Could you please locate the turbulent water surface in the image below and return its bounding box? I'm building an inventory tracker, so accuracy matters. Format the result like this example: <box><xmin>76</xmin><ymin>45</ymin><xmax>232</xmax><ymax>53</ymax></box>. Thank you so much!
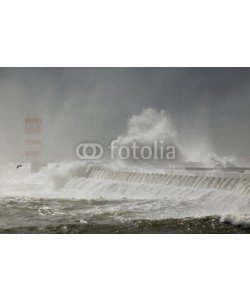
<box><xmin>0</xmin><ymin>162</ymin><xmax>250</xmax><ymax>233</ymax></box>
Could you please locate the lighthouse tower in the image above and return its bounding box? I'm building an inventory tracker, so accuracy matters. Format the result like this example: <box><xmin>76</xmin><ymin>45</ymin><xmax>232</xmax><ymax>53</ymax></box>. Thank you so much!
<box><xmin>25</xmin><ymin>117</ymin><xmax>43</xmax><ymax>173</ymax></box>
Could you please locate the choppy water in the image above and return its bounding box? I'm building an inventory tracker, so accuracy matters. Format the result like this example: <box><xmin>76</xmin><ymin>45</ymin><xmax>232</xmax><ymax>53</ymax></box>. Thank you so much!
<box><xmin>0</xmin><ymin>161</ymin><xmax>250</xmax><ymax>233</ymax></box>
<box><xmin>0</xmin><ymin>197</ymin><xmax>249</xmax><ymax>233</ymax></box>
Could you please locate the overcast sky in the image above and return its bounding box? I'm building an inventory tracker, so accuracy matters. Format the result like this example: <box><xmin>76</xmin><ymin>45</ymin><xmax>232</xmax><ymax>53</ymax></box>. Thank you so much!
<box><xmin>0</xmin><ymin>68</ymin><xmax>250</xmax><ymax>163</ymax></box>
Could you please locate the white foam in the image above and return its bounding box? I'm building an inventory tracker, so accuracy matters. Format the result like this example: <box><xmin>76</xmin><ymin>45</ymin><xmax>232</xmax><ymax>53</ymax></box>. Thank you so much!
<box><xmin>0</xmin><ymin>161</ymin><xmax>250</xmax><ymax>224</ymax></box>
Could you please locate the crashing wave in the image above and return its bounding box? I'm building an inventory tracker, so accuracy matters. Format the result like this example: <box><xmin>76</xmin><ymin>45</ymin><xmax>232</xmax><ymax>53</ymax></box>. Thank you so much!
<box><xmin>182</xmin><ymin>153</ymin><xmax>236</xmax><ymax>169</ymax></box>
<box><xmin>0</xmin><ymin>161</ymin><xmax>250</xmax><ymax>226</ymax></box>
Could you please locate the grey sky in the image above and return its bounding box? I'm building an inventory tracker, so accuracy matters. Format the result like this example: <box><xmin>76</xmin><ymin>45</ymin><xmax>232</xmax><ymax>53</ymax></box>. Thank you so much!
<box><xmin>0</xmin><ymin>68</ymin><xmax>250</xmax><ymax>163</ymax></box>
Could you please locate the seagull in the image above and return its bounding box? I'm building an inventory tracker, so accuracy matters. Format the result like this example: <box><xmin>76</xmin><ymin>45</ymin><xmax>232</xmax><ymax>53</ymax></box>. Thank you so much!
<box><xmin>17</xmin><ymin>164</ymin><xmax>23</xmax><ymax>169</ymax></box>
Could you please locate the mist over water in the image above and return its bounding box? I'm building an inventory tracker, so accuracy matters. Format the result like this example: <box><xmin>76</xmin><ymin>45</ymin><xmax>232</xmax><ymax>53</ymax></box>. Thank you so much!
<box><xmin>0</xmin><ymin>68</ymin><xmax>250</xmax><ymax>164</ymax></box>
<box><xmin>0</xmin><ymin>68</ymin><xmax>250</xmax><ymax>233</ymax></box>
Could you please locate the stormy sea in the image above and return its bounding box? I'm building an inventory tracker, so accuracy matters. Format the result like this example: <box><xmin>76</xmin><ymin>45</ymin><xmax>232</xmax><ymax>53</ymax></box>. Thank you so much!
<box><xmin>0</xmin><ymin>161</ymin><xmax>250</xmax><ymax>234</ymax></box>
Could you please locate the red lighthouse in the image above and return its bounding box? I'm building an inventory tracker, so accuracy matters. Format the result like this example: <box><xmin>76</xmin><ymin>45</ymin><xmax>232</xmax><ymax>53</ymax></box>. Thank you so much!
<box><xmin>25</xmin><ymin>117</ymin><xmax>43</xmax><ymax>173</ymax></box>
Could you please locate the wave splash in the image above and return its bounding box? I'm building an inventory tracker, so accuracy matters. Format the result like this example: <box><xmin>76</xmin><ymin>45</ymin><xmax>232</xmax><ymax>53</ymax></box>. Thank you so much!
<box><xmin>0</xmin><ymin>161</ymin><xmax>250</xmax><ymax>225</ymax></box>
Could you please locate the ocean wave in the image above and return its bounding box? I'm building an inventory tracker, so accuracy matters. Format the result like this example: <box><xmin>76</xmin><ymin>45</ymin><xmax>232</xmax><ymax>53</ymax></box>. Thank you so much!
<box><xmin>1</xmin><ymin>161</ymin><xmax>250</xmax><ymax>226</ymax></box>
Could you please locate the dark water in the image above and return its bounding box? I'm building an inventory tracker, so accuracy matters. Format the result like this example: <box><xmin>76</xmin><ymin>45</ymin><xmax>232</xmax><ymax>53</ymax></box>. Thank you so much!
<box><xmin>0</xmin><ymin>197</ymin><xmax>249</xmax><ymax>233</ymax></box>
<box><xmin>1</xmin><ymin>217</ymin><xmax>250</xmax><ymax>234</ymax></box>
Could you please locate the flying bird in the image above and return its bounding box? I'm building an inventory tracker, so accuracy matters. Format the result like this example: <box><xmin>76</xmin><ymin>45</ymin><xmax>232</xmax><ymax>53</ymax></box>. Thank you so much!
<box><xmin>17</xmin><ymin>165</ymin><xmax>23</xmax><ymax>169</ymax></box>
